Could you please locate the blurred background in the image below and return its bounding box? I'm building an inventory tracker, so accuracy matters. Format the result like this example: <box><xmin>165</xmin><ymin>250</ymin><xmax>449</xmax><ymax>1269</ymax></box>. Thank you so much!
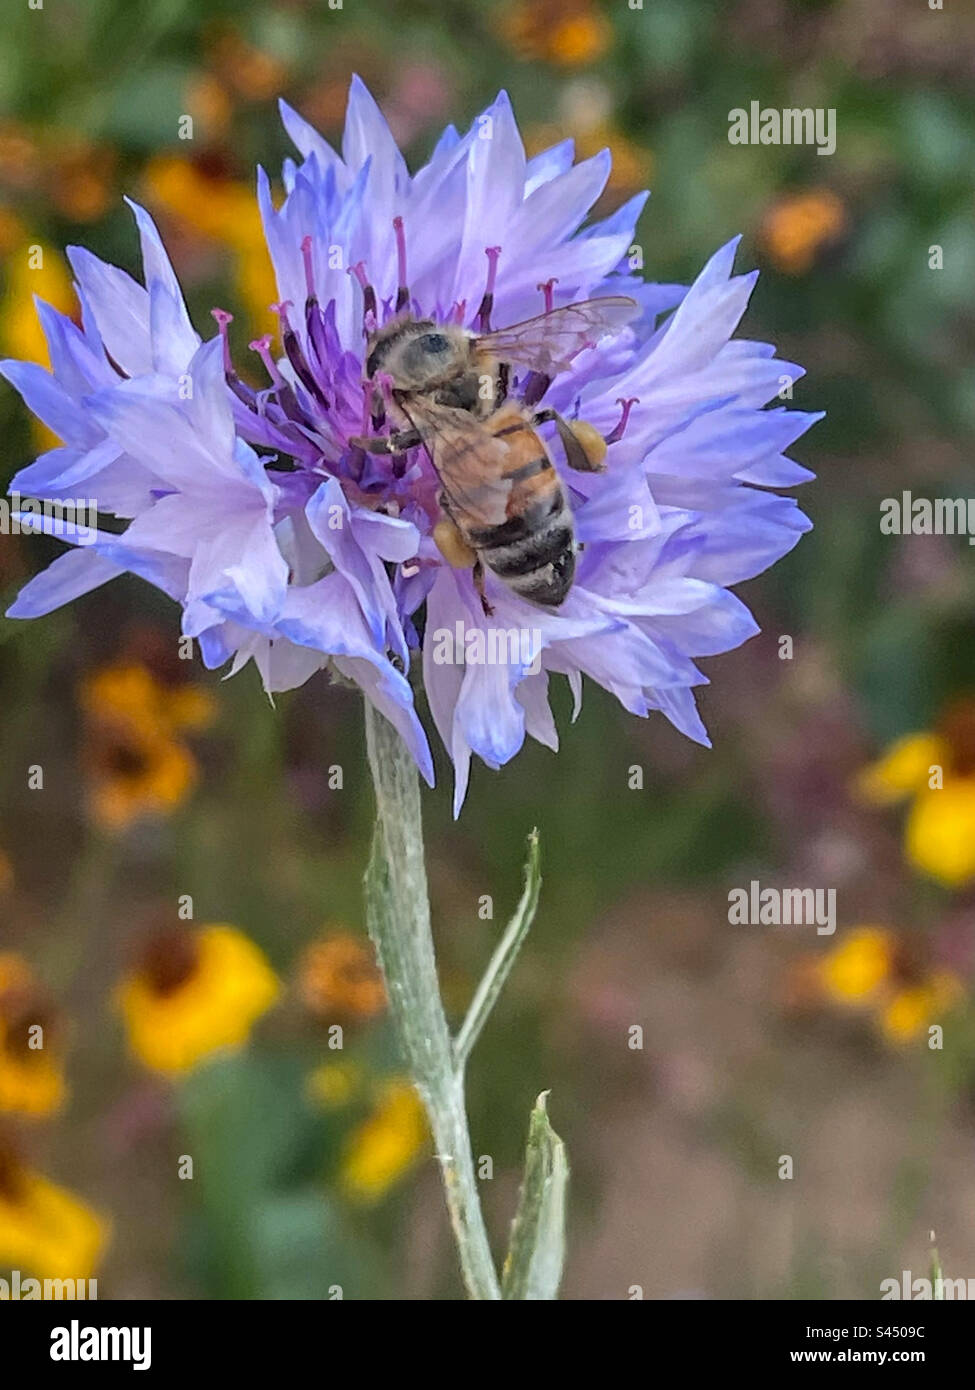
<box><xmin>2</xmin><ymin>0</ymin><xmax>975</xmax><ymax>1300</ymax></box>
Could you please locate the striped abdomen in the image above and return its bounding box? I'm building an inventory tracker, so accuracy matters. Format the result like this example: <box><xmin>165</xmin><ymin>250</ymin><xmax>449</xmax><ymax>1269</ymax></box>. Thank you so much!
<box><xmin>467</xmin><ymin>405</ymin><xmax>576</xmax><ymax>607</ymax></box>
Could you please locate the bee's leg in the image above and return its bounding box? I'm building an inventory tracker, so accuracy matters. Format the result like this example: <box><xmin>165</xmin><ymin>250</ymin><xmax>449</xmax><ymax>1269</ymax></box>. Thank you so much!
<box><xmin>475</xmin><ymin>246</ymin><xmax>502</xmax><ymax>332</ymax></box>
<box><xmin>348</xmin><ymin>427</ymin><xmax>421</xmax><ymax>455</ymax></box>
<box><xmin>531</xmin><ymin>408</ymin><xmax>608</xmax><ymax>473</ymax></box>
<box><xmin>472</xmin><ymin>556</ymin><xmax>494</xmax><ymax>617</ymax></box>
<box><xmin>433</xmin><ymin>516</ymin><xmax>477</xmax><ymax>570</ymax></box>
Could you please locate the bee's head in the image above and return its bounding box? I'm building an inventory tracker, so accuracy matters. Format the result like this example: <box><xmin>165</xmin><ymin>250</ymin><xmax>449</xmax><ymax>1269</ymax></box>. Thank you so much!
<box><xmin>365</xmin><ymin>319</ymin><xmax>470</xmax><ymax>391</ymax></box>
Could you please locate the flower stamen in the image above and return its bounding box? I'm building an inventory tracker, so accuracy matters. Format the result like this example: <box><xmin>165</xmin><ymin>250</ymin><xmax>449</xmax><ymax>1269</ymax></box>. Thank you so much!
<box><xmin>537</xmin><ymin>277</ymin><xmax>559</xmax><ymax>314</ymax></box>
<box><xmin>211</xmin><ymin>307</ymin><xmax>235</xmax><ymax>373</ymax></box>
<box><xmin>300</xmin><ymin>234</ymin><xmax>317</xmax><ymax>302</ymax></box>
<box><xmin>393</xmin><ymin>216</ymin><xmax>410</xmax><ymax>313</ymax></box>
<box><xmin>249</xmin><ymin>334</ymin><xmax>286</xmax><ymax>389</ymax></box>
<box><xmin>272</xmin><ymin>300</ymin><xmax>331</xmax><ymax>414</ymax></box>
<box><xmin>349</xmin><ymin>261</ymin><xmax>378</xmax><ymax>334</ymax></box>
<box><xmin>604</xmin><ymin>396</ymin><xmax>640</xmax><ymax>445</ymax></box>
<box><xmin>475</xmin><ymin>245</ymin><xmax>502</xmax><ymax>333</ymax></box>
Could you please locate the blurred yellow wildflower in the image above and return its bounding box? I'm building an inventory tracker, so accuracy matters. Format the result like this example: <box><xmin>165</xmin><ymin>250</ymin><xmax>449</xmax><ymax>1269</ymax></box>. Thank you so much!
<box><xmin>297</xmin><ymin>933</ymin><xmax>386</xmax><ymax>1024</ymax></box>
<box><xmin>500</xmin><ymin>0</ymin><xmax>612</xmax><ymax>67</ymax></box>
<box><xmin>800</xmin><ymin>926</ymin><xmax>965</xmax><ymax>1046</ymax></box>
<box><xmin>305</xmin><ymin>1060</ymin><xmax>362</xmax><ymax>1111</ymax></box>
<box><xmin>340</xmin><ymin>1079</ymin><xmax>428</xmax><ymax>1204</ymax></box>
<box><xmin>818</xmin><ymin>926</ymin><xmax>893</xmax><ymax>1002</ymax></box>
<box><xmin>0</xmin><ymin>1136</ymin><xmax>107</xmax><ymax>1282</ymax></box>
<box><xmin>855</xmin><ymin>701</ymin><xmax>975</xmax><ymax>888</ymax></box>
<box><xmin>81</xmin><ymin>661</ymin><xmax>216</xmax><ymax>741</ymax></box>
<box><xmin>759</xmin><ymin>189</ymin><xmax>847</xmax><ymax>275</ymax></box>
<box><xmin>879</xmin><ymin>974</ymin><xmax>963</xmax><ymax>1046</ymax></box>
<box><xmin>79</xmin><ymin>661</ymin><xmax>215</xmax><ymax>832</ymax></box>
<box><xmin>0</xmin><ymin>226</ymin><xmax>75</xmax><ymax>453</ymax></box>
<box><xmin>118</xmin><ymin>924</ymin><xmax>279</xmax><ymax>1076</ymax></box>
<box><xmin>0</xmin><ymin>231</ymin><xmax>74</xmax><ymax>368</ymax></box>
<box><xmin>0</xmin><ymin>955</ymin><xmax>67</xmax><ymax>1118</ymax></box>
<box><xmin>142</xmin><ymin>155</ymin><xmax>277</xmax><ymax>334</ymax></box>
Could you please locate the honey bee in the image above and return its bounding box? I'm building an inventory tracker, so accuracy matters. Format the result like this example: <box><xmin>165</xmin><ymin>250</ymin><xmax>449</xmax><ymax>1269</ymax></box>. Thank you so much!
<box><xmin>350</xmin><ymin>296</ymin><xmax>639</xmax><ymax>611</ymax></box>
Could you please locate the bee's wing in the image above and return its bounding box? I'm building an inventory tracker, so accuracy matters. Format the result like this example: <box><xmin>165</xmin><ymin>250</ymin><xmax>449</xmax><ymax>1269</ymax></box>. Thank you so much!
<box><xmin>399</xmin><ymin>397</ymin><xmax>513</xmax><ymax>530</ymax></box>
<box><xmin>476</xmin><ymin>296</ymin><xmax>639</xmax><ymax>376</ymax></box>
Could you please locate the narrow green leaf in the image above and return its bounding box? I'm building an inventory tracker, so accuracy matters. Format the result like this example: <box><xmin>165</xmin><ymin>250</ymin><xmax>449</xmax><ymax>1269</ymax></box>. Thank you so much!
<box><xmin>501</xmin><ymin>1092</ymin><xmax>569</xmax><ymax>1301</ymax></box>
<box><xmin>454</xmin><ymin>829</ymin><xmax>541</xmax><ymax>1068</ymax></box>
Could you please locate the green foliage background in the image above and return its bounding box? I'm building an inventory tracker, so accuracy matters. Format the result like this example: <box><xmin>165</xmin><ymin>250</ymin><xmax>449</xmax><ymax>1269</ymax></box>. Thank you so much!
<box><xmin>2</xmin><ymin>0</ymin><xmax>975</xmax><ymax>1299</ymax></box>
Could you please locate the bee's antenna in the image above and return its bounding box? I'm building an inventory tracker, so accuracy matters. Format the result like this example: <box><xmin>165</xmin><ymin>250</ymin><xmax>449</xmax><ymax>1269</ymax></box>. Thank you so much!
<box><xmin>475</xmin><ymin>246</ymin><xmax>502</xmax><ymax>333</ymax></box>
<box><xmin>392</xmin><ymin>216</ymin><xmax>410</xmax><ymax>313</ymax></box>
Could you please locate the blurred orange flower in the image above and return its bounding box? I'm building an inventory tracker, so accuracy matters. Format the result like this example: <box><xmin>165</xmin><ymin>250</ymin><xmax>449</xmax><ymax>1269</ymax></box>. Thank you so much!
<box><xmin>759</xmin><ymin>189</ymin><xmax>847</xmax><ymax>275</ymax></box>
<box><xmin>500</xmin><ymin>0</ymin><xmax>612</xmax><ymax>67</ymax></box>
<box><xmin>208</xmin><ymin>30</ymin><xmax>290</xmax><ymax>103</ymax></box>
<box><xmin>526</xmin><ymin>119</ymin><xmax>651</xmax><ymax>201</ymax></box>
<box><xmin>297</xmin><ymin>932</ymin><xmax>386</xmax><ymax>1025</ymax></box>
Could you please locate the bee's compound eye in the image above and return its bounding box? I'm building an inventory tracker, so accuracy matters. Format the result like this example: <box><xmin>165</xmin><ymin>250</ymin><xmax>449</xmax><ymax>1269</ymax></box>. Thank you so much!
<box><xmin>418</xmin><ymin>332</ymin><xmax>449</xmax><ymax>355</ymax></box>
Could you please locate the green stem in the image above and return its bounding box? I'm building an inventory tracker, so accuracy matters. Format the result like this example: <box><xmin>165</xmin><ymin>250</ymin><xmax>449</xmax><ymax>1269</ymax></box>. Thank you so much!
<box><xmin>363</xmin><ymin>703</ymin><xmax>500</xmax><ymax>1300</ymax></box>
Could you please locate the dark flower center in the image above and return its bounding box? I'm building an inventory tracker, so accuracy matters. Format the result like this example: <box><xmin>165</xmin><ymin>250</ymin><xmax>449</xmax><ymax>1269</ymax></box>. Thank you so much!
<box><xmin>137</xmin><ymin>927</ymin><xmax>201</xmax><ymax>997</ymax></box>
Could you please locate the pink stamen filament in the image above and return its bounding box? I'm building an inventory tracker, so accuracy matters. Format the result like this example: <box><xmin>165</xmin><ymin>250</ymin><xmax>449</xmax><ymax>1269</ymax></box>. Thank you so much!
<box><xmin>249</xmin><ymin>335</ymin><xmax>286</xmax><ymax>388</ymax></box>
<box><xmin>393</xmin><ymin>216</ymin><xmax>408</xmax><ymax>306</ymax></box>
<box><xmin>483</xmin><ymin>245</ymin><xmax>502</xmax><ymax>298</ymax></box>
<box><xmin>348</xmin><ymin>261</ymin><xmax>377</xmax><ymax>333</ymax></box>
<box><xmin>537</xmin><ymin>277</ymin><xmax>559</xmax><ymax>314</ymax></box>
<box><xmin>300</xmin><ymin>236</ymin><xmax>316</xmax><ymax>301</ymax></box>
<box><xmin>348</xmin><ymin>261</ymin><xmax>370</xmax><ymax>291</ymax></box>
<box><xmin>270</xmin><ymin>301</ymin><xmax>294</xmax><ymax>337</ymax></box>
<box><xmin>211</xmin><ymin>308</ymin><xmax>234</xmax><ymax>372</ymax></box>
<box><xmin>606</xmin><ymin>396</ymin><xmax>640</xmax><ymax>445</ymax></box>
